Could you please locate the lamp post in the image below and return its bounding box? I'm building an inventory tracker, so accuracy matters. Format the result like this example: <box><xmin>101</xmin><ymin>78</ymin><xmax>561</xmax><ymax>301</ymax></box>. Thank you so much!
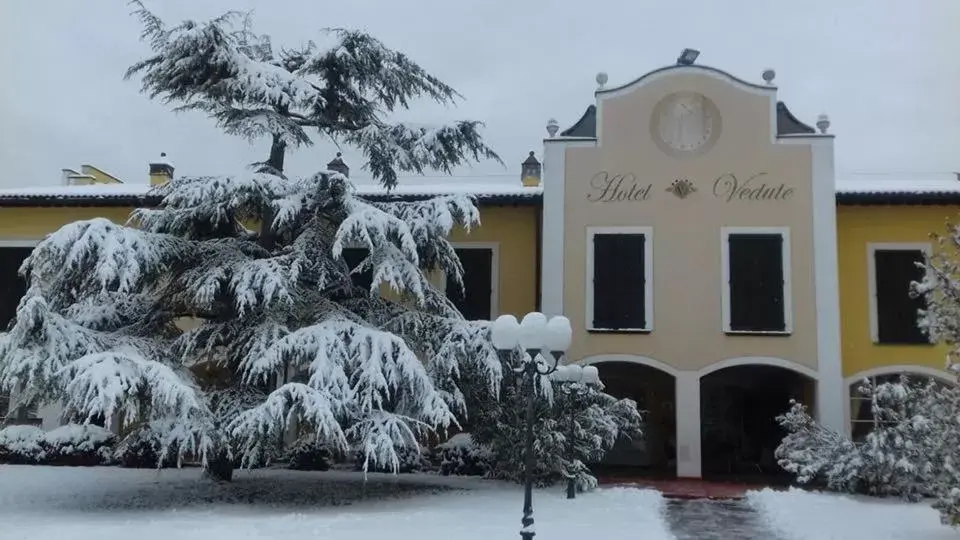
<box><xmin>550</xmin><ymin>364</ymin><xmax>601</xmax><ymax>500</ymax></box>
<box><xmin>491</xmin><ymin>312</ymin><xmax>572</xmax><ymax>540</ymax></box>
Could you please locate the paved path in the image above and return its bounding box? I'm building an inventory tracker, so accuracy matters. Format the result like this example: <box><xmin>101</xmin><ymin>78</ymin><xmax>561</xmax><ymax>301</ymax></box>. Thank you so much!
<box><xmin>666</xmin><ymin>498</ymin><xmax>785</xmax><ymax>540</ymax></box>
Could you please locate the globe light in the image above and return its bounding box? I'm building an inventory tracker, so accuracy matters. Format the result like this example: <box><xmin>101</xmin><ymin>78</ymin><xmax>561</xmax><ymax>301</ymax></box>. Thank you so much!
<box><xmin>491</xmin><ymin>314</ymin><xmax>521</xmax><ymax>350</ymax></box>
<box><xmin>543</xmin><ymin>316</ymin><xmax>573</xmax><ymax>352</ymax></box>
<box><xmin>583</xmin><ymin>365</ymin><xmax>600</xmax><ymax>385</ymax></box>
<box><xmin>565</xmin><ymin>364</ymin><xmax>584</xmax><ymax>382</ymax></box>
<box><xmin>518</xmin><ymin>312</ymin><xmax>548</xmax><ymax>350</ymax></box>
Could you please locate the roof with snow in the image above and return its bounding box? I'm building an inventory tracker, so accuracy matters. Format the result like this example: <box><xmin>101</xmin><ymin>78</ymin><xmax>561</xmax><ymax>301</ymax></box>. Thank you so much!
<box><xmin>0</xmin><ymin>173</ymin><xmax>956</xmax><ymax>207</ymax></box>
<box><xmin>0</xmin><ymin>176</ymin><xmax>543</xmax><ymax>207</ymax></box>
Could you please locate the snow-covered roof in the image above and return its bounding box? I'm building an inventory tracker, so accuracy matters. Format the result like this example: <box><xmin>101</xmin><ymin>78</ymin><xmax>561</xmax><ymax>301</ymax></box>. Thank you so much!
<box><xmin>0</xmin><ymin>172</ymin><xmax>957</xmax><ymax>206</ymax></box>
<box><xmin>0</xmin><ymin>175</ymin><xmax>543</xmax><ymax>206</ymax></box>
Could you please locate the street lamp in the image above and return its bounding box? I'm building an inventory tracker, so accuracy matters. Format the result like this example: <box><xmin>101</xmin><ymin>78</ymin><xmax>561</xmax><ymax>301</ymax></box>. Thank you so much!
<box><xmin>491</xmin><ymin>312</ymin><xmax>573</xmax><ymax>540</ymax></box>
<box><xmin>550</xmin><ymin>364</ymin><xmax>601</xmax><ymax>499</ymax></box>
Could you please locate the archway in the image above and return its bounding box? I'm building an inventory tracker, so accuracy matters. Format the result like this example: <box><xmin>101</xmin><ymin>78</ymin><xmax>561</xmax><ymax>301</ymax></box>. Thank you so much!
<box><xmin>579</xmin><ymin>356</ymin><xmax>678</xmax><ymax>478</ymax></box>
<box><xmin>699</xmin><ymin>362</ymin><xmax>815</xmax><ymax>482</ymax></box>
<box><xmin>846</xmin><ymin>366</ymin><xmax>956</xmax><ymax>442</ymax></box>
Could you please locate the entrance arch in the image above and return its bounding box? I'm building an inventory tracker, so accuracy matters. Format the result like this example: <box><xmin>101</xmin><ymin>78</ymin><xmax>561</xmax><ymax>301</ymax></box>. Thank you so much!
<box><xmin>577</xmin><ymin>355</ymin><xmax>678</xmax><ymax>477</ymax></box>
<box><xmin>698</xmin><ymin>358</ymin><xmax>816</xmax><ymax>481</ymax></box>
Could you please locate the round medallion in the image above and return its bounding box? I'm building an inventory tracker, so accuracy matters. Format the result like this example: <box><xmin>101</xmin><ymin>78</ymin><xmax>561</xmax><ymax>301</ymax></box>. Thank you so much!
<box><xmin>650</xmin><ymin>91</ymin><xmax>721</xmax><ymax>157</ymax></box>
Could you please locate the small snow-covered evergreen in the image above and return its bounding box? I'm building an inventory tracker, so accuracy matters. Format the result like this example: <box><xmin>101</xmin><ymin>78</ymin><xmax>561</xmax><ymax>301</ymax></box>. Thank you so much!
<box><xmin>0</xmin><ymin>2</ymin><xmax>503</xmax><ymax>480</ymax></box>
<box><xmin>470</xmin><ymin>362</ymin><xmax>643</xmax><ymax>491</ymax></box>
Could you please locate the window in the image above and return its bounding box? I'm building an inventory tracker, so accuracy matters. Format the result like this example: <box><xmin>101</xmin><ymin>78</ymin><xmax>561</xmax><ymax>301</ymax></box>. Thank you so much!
<box><xmin>0</xmin><ymin>393</ymin><xmax>7</xmax><ymax>421</ymax></box>
<box><xmin>341</xmin><ymin>247</ymin><xmax>373</xmax><ymax>292</ymax></box>
<box><xmin>868</xmin><ymin>244</ymin><xmax>930</xmax><ymax>345</ymax></box>
<box><xmin>445</xmin><ymin>246</ymin><xmax>496</xmax><ymax>320</ymax></box>
<box><xmin>722</xmin><ymin>228</ymin><xmax>791</xmax><ymax>334</ymax></box>
<box><xmin>586</xmin><ymin>227</ymin><xmax>653</xmax><ymax>332</ymax></box>
<box><xmin>849</xmin><ymin>373</ymin><xmax>948</xmax><ymax>441</ymax></box>
<box><xmin>0</xmin><ymin>247</ymin><xmax>32</xmax><ymax>331</ymax></box>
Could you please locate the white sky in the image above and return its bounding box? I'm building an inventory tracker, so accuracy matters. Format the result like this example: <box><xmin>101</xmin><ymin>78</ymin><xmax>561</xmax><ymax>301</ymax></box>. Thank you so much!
<box><xmin>0</xmin><ymin>0</ymin><xmax>957</xmax><ymax>187</ymax></box>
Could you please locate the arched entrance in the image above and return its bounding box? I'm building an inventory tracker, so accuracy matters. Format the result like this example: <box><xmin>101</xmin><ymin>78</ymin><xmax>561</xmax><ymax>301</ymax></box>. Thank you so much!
<box><xmin>581</xmin><ymin>357</ymin><xmax>677</xmax><ymax>478</ymax></box>
<box><xmin>699</xmin><ymin>362</ymin><xmax>815</xmax><ymax>482</ymax></box>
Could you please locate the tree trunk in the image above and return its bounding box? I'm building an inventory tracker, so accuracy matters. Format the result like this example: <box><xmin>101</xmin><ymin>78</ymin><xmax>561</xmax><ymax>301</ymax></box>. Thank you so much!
<box><xmin>259</xmin><ymin>134</ymin><xmax>287</xmax><ymax>252</ymax></box>
<box><xmin>204</xmin><ymin>451</ymin><xmax>235</xmax><ymax>482</ymax></box>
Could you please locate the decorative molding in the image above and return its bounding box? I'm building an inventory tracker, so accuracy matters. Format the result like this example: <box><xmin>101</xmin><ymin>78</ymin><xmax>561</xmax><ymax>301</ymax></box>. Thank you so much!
<box><xmin>666</xmin><ymin>178</ymin><xmax>697</xmax><ymax>199</ymax></box>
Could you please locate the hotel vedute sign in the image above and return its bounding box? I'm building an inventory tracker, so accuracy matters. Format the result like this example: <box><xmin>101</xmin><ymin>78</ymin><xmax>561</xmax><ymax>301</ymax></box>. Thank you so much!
<box><xmin>586</xmin><ymin>171</ymin><xmax>794</xmax><ymax>203</ymax></box>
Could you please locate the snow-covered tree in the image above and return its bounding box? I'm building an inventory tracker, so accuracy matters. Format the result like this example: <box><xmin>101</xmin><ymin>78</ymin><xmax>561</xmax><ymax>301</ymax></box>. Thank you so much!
<box><xmin>0</xmin><ymin>2</ymin><xmax>505</xmax><ymax>481</ymax></box>
<box><xmin>470</xmin><ymin>360</ymin><xmax>643</xmax><ymax>491</ymax></box>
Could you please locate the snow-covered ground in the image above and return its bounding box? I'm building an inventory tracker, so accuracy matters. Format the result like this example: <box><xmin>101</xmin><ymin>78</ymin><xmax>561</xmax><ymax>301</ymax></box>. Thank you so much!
<box><xmin>747</xmin><ymin>487</ymin><xmax>957</xmax><ymax>540</ymax></box>
<box><xmin>0</xmin><ymin>466</ymin><xmax>674</xmax><ymax>540</ymax></box>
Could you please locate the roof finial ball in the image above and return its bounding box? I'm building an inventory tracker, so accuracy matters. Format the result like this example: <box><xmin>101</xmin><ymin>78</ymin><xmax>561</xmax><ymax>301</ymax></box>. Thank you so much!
<box><xmin>546</xmin><ymin>118</ymin><xmax>559</xmax><ymax>138</ymax></box>
<box><xmin>762</xmin><ymin>68</ymin><xmax>776</xmax><ymax>85</ymax></box>
<box><xmin>816</xmin><ymin>113</ymin><xmax>831</xmax><ymax>134</ymax></box>
<box><xmin>595</xmin><ymin>72</ymin><xmax>608</xmax><ymax>90</ymax></box>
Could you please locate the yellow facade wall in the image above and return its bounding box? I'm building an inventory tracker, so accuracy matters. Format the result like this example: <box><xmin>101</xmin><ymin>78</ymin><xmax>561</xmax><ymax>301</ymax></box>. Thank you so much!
<box><xmin>837</xmin><ymin>204</ymin><xmax>960</xmax><ymax>378</ymax></box>
<box><xmin>0</xmin><ymin>203</ymin><xmax>540</xmax><ymax>321</ymax></box>
<box><xmin>0</xmin><ymin>207</ymin><xmax>135</xmax><ymax>239</ymax></box>
<box><xmin>448</xmin><ymin>205</ymin><xmax>539</xmax><ymax>318</ymax></box>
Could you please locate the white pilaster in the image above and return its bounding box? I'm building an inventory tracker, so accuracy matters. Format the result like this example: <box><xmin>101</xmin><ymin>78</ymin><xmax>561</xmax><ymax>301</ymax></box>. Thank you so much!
<box><xmin>809</xmin><ymin>136</ymin><xmax>845</xmax><ymax>433</ymax></box>
<box><xmin>540</xmin><ymin>139</ymin><xmax>567</xmax><ymax>317</ymax></box>
<box><xmin>674</xmin><ymin>371</ymin><xmax>702</xmax><ymax>478</ymax></box>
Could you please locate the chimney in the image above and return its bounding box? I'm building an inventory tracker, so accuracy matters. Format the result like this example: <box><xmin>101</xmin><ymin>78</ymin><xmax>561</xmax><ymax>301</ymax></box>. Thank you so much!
<box><xmin>521</xmin><ymin>151</ymin><xmax>541</xmax><ymax>187</ymax></box>
<box><xmin>327</xmin><ymin>152</ymin><xmax>349</xmax><ymax>178</ymax></box>
<box><xmin>149</xmin><ymin>152</ymin><xmax>175</xmax><ymax>186</ymax></box>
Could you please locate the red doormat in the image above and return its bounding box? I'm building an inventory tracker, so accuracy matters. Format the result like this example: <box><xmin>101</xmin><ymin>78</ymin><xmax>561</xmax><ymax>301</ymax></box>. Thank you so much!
<box><xmin>596</xmin><ymin>477</ymin><xmax>773</xmax><ymax>500</ymax></box>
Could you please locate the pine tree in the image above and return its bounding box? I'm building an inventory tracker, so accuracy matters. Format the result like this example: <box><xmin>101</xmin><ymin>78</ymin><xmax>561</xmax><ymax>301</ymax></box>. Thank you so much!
<box><xmin>0</xmin><ymin>1</ymin><xmax>505</xmax><ymax>481</ymax></box>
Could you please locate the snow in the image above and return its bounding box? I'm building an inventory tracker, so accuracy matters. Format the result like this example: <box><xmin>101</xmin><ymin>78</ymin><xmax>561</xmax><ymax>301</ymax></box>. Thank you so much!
<box><xmin>0</xmin><ymin>177</ymin><xmax>543</xmax><ymax>200</ymax></box>
<box><xmin>747</xmin><ymin>487</ymin><xmax>957</xmax><ymax>540</ymax></box>
<box><xmin>835</xmin><ymin>172</ymin><xmax>960</xmax><ymax>194</ymax></box>
<box><xmin>2</xmin><ymin>173</ymin><xmax>958</xmax><ymax>201</ymax></box>
<box><xmin>0</xmin><ymin>466</ymin><xmax>674</xmax><ymax>540</ymax></box>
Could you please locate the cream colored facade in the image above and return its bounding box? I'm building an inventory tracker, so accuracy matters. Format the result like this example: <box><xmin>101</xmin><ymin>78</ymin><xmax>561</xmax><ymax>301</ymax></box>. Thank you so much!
<box><xmin>540</xmin><ymin>63</ymin><xmax>843</xmax><ymax>478</ymax></box>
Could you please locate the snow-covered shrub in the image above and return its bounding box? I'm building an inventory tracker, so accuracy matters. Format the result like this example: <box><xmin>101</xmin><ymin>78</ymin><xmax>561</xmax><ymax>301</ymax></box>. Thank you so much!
<box><xmin>0</xmin><ymin>3</ymin><xmax>502</xmax><ymax>482</ymax></box>
<box><xmin>112</xmin><ymin>424</ymin><xmax>179</xmax><ymax>469</ymax></box>
<box><xmin>432</xmin><ymin>433</ymin><xmax>492</xmax><ymax>476</ymax></box>
<box><xmin>777</xmin><ymin>377</ymin><xmax>959</xmax><ymax>501</ymax></box>
<box><xmin>285</xmin><ymin>436</ymin><xmax>333</xmax><ymax>471</ymax></box>
<box><xmin>471</xmin><ymin>366</ymin><xmax>643</xmax><ymax>491</ymax></box>
<box><xmin>43</xmin><ymin>424</ymin><xmax>115</xmax><ymax>466</ymax></box>
<box><xmin>0</xmin><ymin>425</ymin><xmax>48</xmax><ymax>464</ymax></box>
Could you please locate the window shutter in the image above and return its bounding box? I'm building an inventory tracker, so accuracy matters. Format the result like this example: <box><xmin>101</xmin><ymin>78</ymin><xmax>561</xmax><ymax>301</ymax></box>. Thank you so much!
<box><xmin>0</xmin><ymin>248</ymin><xmax>32</xmax><ymax>331</ymax></box>
<box><xmin>728</xmin><ymin>234</ymin><xmax>785</xmax><ymax>332</ymax></box>
<box><xmin>592</xmin><ymin>234</ymin><xmax>646</xmax><ymax>330</ymax></box>
<box><xmin>874</xmin><ymin>249</ymin><xmax>927</xmax><ymax>344</ymax></box>
<box><xmin>592</xmin><ymin>235</ymin><xmax>620</xmax><ymax>328</ymax></box>
<box><xmin>447</xmin><ymin>248</ymin><xmax>494</xmax><ymax>320</ymax></box>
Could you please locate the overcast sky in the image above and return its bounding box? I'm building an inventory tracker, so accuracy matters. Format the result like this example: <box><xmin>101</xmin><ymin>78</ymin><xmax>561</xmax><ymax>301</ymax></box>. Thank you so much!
<box><xmin>1</xmin><ymin>0</ymin><xmax>957</xmax><ymax>187</ymax></box>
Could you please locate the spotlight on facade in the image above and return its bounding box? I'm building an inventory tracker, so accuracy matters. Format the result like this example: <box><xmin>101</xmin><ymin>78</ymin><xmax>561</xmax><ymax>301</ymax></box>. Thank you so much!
<box><xmin>677</xmin><ymin>48</ymin><xmax>700</xmax><ymax>66</ymax></box>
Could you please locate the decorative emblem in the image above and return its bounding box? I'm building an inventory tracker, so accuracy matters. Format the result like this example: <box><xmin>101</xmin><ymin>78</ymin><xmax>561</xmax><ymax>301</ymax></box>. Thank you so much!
<box><xmin>667</xmin><ymin>178</ymin><xmax>697</xmax><ymax>199</ymax></box>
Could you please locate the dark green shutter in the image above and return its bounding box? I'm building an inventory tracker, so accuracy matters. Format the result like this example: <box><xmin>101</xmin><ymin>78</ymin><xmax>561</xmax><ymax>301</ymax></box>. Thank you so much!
<box><xmin>592</xmin><ymin>234</ymin><xmax>646</xmax><ymax>330</ymax></box>
<box><xmin>874</xmin><ymin>249</ymin><xmax>928</xmax><ymax>344</ymax></box>
<box><xmin>446</xmin><ymin>248</ymin><xmax>493</xmax><ymax>320</ymax></box>
<box><xmin>728</xmin><ymin>234</ymin><xmax>785</xmax><ymax>332</ymax></box>
<box><xmin>0</xmin><ymin>247</ymin><xmax>32</xmax><ymax>331</ymax></box>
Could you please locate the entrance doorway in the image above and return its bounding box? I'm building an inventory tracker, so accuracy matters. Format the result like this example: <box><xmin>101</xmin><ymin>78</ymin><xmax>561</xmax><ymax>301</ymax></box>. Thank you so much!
<box><xmin>700</xmin><ymin>365</ymin><xmax>814</xmax><ymax>482</ymax></box>
<box><xmin>590</xmin><ymin>361</ymin><xmax>676</xmax><ymax>478</ymax></box>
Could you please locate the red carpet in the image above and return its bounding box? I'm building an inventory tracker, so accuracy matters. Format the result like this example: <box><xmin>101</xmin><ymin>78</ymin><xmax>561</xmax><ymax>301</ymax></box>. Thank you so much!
<box><xmin>596</xmin><ymin>477</ymin><xmax>774</xmax><ymax>500</ymax></box>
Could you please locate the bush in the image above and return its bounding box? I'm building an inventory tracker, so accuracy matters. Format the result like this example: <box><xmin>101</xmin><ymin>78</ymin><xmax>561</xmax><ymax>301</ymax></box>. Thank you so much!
<box><xmin>433</xmin><ymin>433</ymin><xmax>491</xmax><ymax>476</ymax></box>
<box><xmin>353</xmin><ymin>444</ymin><xmax>430</xmax><ymax>473</ymax></box>
<box><xmin>112</xmin><ymin>425</ymin><xmax>177</xmax><ymax>469</ymax></box>
<box><xmin>43</xmin><ymin>424</ymin><xmax>115</xmax><ymax>466</ymax></box>
<box><xmin>0</xmin><ymin>424</ymin><xmax>114</xmax><ymax>466</ymax></box>
<box><xmin>0</xmin><ymin>425</ymin><xmax>48</xmax><ymax>464</ymax></box>
<box><xmin>285</xmin><ymin>436</ymin><xmax>333</xmax><ymax>471</ymax></box>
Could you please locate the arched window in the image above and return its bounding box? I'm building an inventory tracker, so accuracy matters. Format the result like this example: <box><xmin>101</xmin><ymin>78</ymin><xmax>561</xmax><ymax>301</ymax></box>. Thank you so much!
<box><xmin>849</xmin><ymin>373</ymin><xmax>952</xmax><ymax>442</ymax></box>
